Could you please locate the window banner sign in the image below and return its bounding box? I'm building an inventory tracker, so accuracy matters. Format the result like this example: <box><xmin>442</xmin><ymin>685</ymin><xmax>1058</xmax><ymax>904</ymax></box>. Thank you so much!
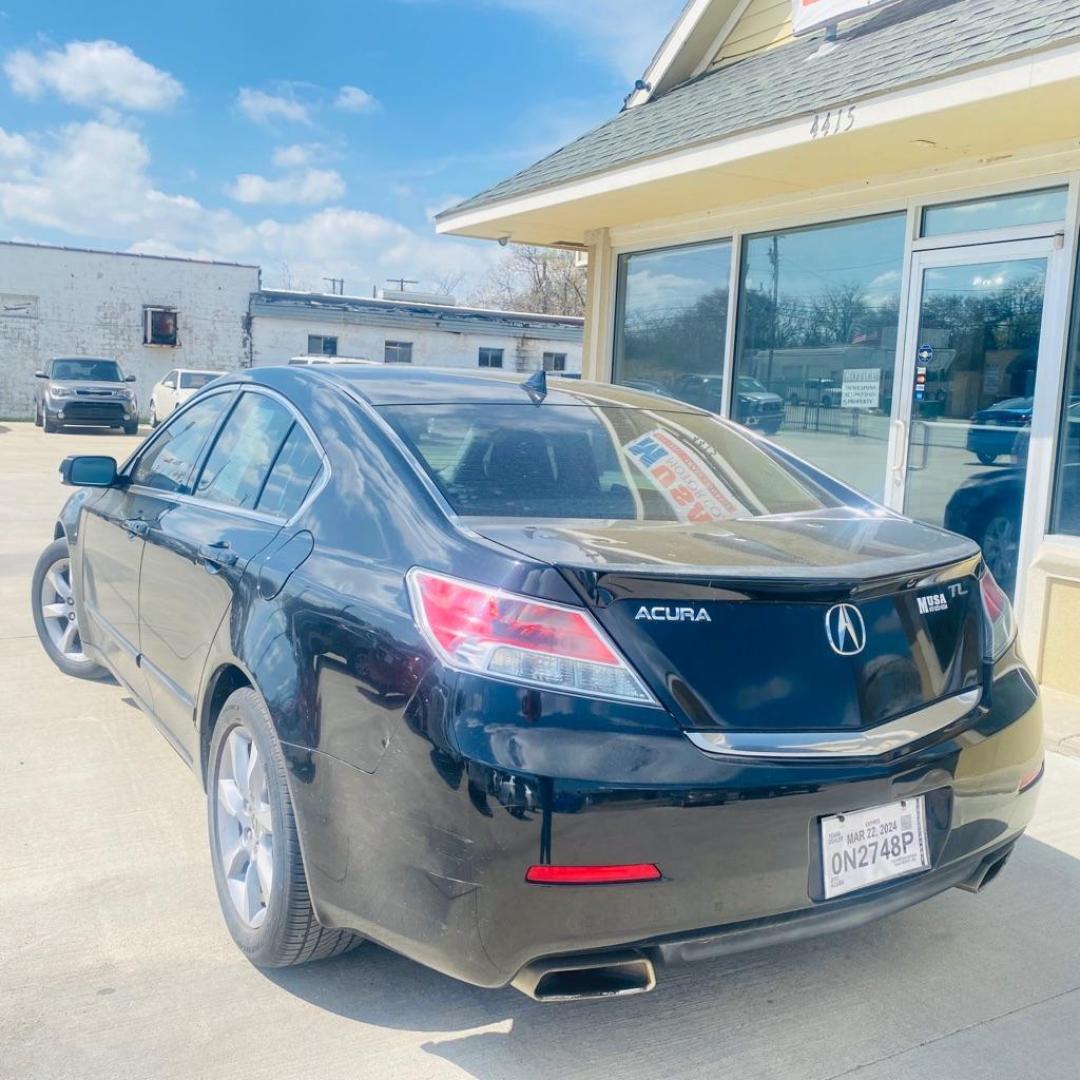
<box><xmin>791</xmin><ymin>0</ymin><xmax>900</xmax><ymax>36</ymax></box>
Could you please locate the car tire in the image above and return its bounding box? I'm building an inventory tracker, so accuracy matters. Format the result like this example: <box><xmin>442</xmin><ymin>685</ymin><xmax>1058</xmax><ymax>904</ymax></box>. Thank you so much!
<box><xmin>31</xmin><ymin>538</ymin><xmax>110</xmax><ymax>680</ymax></box>
<box><xmin>43</xmin><ymin>413</ymin><xmax>61</xmax><ymax>433</ymax></box>
<box><xmin>123</xmin><ymin>420</ymin><xmax>139</xmax><ymax>436</ymax></box>
<box><xmin>149</xmin><ymin>402</ymin><xmax>158</xmax><ymax>428</ymax></box>
<box><xmin>33</xmin><ymin>402</ymin><xmax>43</xmax><ymax>427</ymax></box>
<box><xmin>207</xmin><ymin>687</ymin><xmax>363</xmax><ymax>968</ymax></box>
<box><xmin>976</xmin><ymin>451</ymin><xmax>998</xmax><ymax>465</ymax></box>
<box><xmin>978</xmin><ymin>510</ymin><xmax>1020</xmax><ymax>593</ymax></box>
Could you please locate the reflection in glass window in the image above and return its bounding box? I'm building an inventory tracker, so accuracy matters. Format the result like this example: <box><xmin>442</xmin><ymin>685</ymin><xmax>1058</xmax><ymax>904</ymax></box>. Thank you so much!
<box><xmin>733</xmin><ymin>214</ymin><xmax>907</xmax><ymax>501</ymax></box>
<box><xmin>613</xmin><ymin>240</ymin><xmax>732</xmax><ymax>409</ymax></box>
<box><xmin>1051</xmin><ymin>256</ymin><xmax>1080</xmax><ymax>537</ymax></box>
<box><xmin>195</xmin><ymin>393</ymin><xmax>294</xmax><ymax>509</ymax></box>
<box><xmin>380</xmin><ymin>402</ymin><xmax>840</xmax><ymax>521</ymax></box>
<box><xmin>921</xmin><ymin>187</ymin><xmax>1067</xmax><ymax>238</ymax></box>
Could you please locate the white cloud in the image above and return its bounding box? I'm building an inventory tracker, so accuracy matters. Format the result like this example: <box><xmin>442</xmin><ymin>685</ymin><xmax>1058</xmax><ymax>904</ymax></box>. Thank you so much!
<box><xmin>236</xmin><ymin>87</ymin><xmax>311</xmax><ymax>125</ymax></box>
<box><xmin>0</xmin><ymin>127</ymin><xmax>32</xmax><ymax>162</ymax></box>
<box><xmin>334</xmin><ymin>85</ymin><xmax>379</xmax><ymax>113</ymax></box>
<box><xmin>272</xmin><ymin>144</ymin><xmax>316</xmax><ymax>168</ymax></box>
<box><xmin>0</xmin><ymin>117</ymin><xmax>496</xmax><ymax>293</ymax></box>
<box><xmin>5</xmin><ymin>40</ymin><xmax>182</xmax><ymax>111</ymax></box>
<box><xmin>228</xmin><ymin>168</ymin><xmax>346</xmax><ymax>206</ymax></box>
<box><xmin>486</xmin><ymin>0</ymin><xmax>684</xmax><ymax>80</ymax></box>
<box><xmin>425</xmin><ymin>194</ymin><xmax>465</xmax><ymax>222</ymax></box>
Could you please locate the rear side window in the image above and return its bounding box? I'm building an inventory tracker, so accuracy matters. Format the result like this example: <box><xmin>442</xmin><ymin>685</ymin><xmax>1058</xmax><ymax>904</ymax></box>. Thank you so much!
<box><xmin>256</xmin><ymin>424</ymin><xmax>323</xmax><ymax>517</ymax></box>
<box><xmin>379</xmin><ymin>403</ymin><xmax>842</xmax><ymax>520</ymax></box>
<box><xmin>179</xmin><ymin>371</ymin><xmax>218</xmax><ymax>390</ymax></box>
<box><xmin>194</xmin><ymin>393</ymin><xmax>294</xmax><ymax>510</ymax></box>
<box><xmin>131</xmin><ymin>392</ymin><xmax>232</xmax><ymax>493</ymax></box>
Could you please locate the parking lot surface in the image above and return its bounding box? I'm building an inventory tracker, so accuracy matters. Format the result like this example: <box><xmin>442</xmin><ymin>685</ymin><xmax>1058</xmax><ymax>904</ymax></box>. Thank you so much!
<box><xmin>2</xmin><ymin>420</ymin><xmax>1079</xmax><ymax>1080</ymax></box>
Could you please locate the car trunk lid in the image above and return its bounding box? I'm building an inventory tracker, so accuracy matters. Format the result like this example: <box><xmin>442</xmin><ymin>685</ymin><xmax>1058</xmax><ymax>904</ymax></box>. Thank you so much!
<box><xmin>470</xmin><ymin>511</ymin><xmax>984</xmax><ymax>733</ymax></box>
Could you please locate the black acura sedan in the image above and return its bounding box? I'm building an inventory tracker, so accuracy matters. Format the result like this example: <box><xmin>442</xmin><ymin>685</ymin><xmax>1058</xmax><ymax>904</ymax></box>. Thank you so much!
<box><xmin>32</xmin><ymin>366</ymin><xmax>1043</xmax><ymax>1001</ymax></box>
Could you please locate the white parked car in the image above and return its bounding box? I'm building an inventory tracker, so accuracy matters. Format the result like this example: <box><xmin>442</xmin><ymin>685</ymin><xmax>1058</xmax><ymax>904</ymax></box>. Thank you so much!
<box><xmin>149</xmin><ymin>369</ymin><xmax>223</xmax><ymax>427</ymax></box>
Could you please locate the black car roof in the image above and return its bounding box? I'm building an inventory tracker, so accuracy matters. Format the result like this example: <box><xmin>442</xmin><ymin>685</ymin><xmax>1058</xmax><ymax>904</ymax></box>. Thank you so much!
<box><xmin>251</xmin><ymin>364</ymin><xmax>711</xmax><ymax>412</ymax></box>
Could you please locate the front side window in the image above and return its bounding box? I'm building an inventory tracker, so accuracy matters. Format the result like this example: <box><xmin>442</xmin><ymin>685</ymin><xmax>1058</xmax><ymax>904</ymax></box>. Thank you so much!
<box><xmin>145</xmin><ymin>307</ymin><xmax>179</xmax><ymax>347</ymax></box>
<box><xmin>733</xmin><ymin>213</ymin><xmax>907</xmax><ymax>501</ymax></box>
<box><xmin>614</xmin><ymin>239</ymin><xmax>732</xmax><ymax>408</ymax></box>
<box><xmin>51</xmin><ymin>358</ymin><xmax>123</xmax><ymax>382</ymax></box>
<box><xmin>131</xmin><ymin>392</ymin><xmax>232</xmax><ymax>493</ymax></box>
<box><xmin>195</xmin><ymin>393</ymin><xmax>295</xmax><ymax>510</ymax></box>
<box><xmin>380</xmin><ymin>402</ymin><xmax>840</xmax><ymax>521</ymax></box>
<box><xmin>385</xmin><ymin>341</ymin><xmax>413</xmax><ymax>364</ymax></box>
<box><xmin>542</xmin><ymin>352</ymin><xmax>567</xmax><ymax>372</ymax></box>
<box><xmin>308</xmin><ymin>334</ymin><xmax>338</xmax><ymax>357</ymax></box>
<box><xmin>162</xmin><ymin>371</ymin><xmax>177</xmax><ymax>389</ymax></box>
<box><xmin>479</xmin><ymin>347</ymin><xmax>504</xmax><ymax>368</ymax></box>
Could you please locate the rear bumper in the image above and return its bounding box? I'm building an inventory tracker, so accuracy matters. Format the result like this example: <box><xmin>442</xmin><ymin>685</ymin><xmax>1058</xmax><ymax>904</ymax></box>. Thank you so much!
<box><xmin>288</xmin><ymin>660</ymin><xmax>1042</xmax><ymax>990</ymax></box>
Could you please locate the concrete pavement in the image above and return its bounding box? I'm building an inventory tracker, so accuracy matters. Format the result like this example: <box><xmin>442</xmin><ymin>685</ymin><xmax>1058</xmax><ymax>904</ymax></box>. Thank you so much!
<box><xmin>2</xmin><ymin>420</ymin><xmax>1079</xmax><ymax>1080</ymax></box>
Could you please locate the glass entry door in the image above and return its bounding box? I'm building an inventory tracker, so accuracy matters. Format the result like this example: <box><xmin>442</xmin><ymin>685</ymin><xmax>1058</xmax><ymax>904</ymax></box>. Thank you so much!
<box><xmin>890</xmin><ymin>239</ymin><xmax>1062</xmax><ymax>595</ymax></box>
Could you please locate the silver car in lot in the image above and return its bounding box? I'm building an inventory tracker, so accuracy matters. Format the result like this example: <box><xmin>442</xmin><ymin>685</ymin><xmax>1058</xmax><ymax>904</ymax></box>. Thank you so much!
<box><xmin>34</xmin><ymin>357</ymin><xmax>139</xmax><ymax>435</ymax></box>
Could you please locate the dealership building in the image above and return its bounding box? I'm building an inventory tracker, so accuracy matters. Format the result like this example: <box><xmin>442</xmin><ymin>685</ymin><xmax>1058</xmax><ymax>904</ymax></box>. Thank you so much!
<box><xmin>439</xmin><ymin>0</ymin><xmax>1080</xmax><ymax>696</ymax></box>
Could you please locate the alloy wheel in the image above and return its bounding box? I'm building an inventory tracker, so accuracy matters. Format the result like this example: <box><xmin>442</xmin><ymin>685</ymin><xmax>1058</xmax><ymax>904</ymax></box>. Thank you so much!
<box><xmin>38</xmin><ymin>556</ymin><xmax>85</xmax><ymax>662</ymax></box>
<box><xmin>215</xmin><ymin>726</ymin><xmax>275</xmax><ymax>929</ymax></box>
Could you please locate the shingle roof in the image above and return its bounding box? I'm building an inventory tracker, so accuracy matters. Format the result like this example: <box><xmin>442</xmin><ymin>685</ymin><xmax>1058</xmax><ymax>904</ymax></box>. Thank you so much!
<box><xmin>444</xmin><ymin>0</ymin><xmax>1080</xmax><ymax>218</ymax></box>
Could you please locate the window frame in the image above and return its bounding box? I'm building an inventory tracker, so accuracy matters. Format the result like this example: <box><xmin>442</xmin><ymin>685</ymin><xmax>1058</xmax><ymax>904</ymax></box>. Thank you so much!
<box><xmin>478</xmin><ymin>346</ymin><xmax>504</xmax><ymax>369</ymax></box>
<box><xmin>307</xmin><ymin>334</ymin><xmax>338</xmax><ymax>357</ymax></box>
<box><xmin>125</xmin><ymin>384</ymin><xmax>330</xmax><ymax>525</ymax></box>
<box><xmin>144</xmin><ymin>306</ymin><xmax>180</xmax><ymax>347</ymax></box>
<box><xmin>542</xmin><ymin>352</ymin><xmax>568</xmax><ymax>372</ymax></box>
<box><xmin>385</xmin><ymin>340</ymin><xmax>414</xmax><ymax>364</ymax></box>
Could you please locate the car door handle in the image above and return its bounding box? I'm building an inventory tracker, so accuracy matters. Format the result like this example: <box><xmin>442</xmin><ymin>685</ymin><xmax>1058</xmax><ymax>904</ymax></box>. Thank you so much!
<box><xmin>198</xmin><ymin>540</ymin><xmax>238</xmax><ymax>571</ymax></box>
<box><xmin>122</xmin><ymin>518</ymin><xmax>149</xmax><ymax>539</ymax></box>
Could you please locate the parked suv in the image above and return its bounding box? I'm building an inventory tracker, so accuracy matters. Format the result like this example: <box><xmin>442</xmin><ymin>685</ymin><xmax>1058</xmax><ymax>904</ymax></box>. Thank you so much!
<box><xmin>149</xmin><ymin>369</ymin><xmax>223</xmax><ymax>427</ymax></box>
<box><xmin>34</xmin><ymin>357</ymin><xmax>139</xmax><ymax>434</ymax></box>
<box><xmin>32</xmin><ymin>367</ymin><xmax>1042</xmax><ymax>1000</ymax></box>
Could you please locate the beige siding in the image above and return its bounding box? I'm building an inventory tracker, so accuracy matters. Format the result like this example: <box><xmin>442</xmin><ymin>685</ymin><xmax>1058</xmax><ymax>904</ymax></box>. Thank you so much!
<box><xmin>709</xmin><ymin>0</ymin><xmax>792</xmax><ymax>68</ymax></box>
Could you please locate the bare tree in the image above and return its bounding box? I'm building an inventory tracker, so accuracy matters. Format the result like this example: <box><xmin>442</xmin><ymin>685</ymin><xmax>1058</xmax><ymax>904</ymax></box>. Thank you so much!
<box><xmin>471</xmin><ymin>246</ymin><xmax>587</xmax><ymax>316</ymax></box>
<box><xmin>430</xmin><ymin>271</ymin><xmax>467</xmax><ymax>300</ymax></box>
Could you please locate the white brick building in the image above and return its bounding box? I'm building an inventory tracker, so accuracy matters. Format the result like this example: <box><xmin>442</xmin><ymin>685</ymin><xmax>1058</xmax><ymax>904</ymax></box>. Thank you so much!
<box><xmin>0</xmin><ymin>242</ymin><xmax>259</xmax><ymax>419</ymax></box>
<box><xmin>249</xmin><ymin>289</ymin><xmax>583</xmax><ymax>374</ymax></box>
<box><xmin>0</xmin><ymin>244</ymin><xmax>584</xmax><ymax>419</ymax></box>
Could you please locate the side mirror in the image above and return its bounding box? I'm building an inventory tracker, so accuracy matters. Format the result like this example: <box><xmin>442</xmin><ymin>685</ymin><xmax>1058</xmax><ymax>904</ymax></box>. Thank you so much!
<box><xmin>60</xmin><ymin>455</ymin><xmax>118</xmax><ymax>488</ymax></box>
<box><xmin>35</xmin><ymin>371</ymin><xmax>47</xmax><ymax>379</ymax></box>
<box><xmin>125</xmin><ymin>374</ymin><xmax>137</xmax><ymax>382</ymax></box>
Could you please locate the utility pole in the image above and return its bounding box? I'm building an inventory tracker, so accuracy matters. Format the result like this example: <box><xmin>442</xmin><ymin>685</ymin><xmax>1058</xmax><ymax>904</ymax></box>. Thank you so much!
<box><xmin>323</xmin><ymin>277</ymin><xmax>345</xmax><ymax>295</ymax></box>
<box><xmin>386</xmin><ymin>277</ymin><xmax>419</xmax><ymax>293</ymax></box>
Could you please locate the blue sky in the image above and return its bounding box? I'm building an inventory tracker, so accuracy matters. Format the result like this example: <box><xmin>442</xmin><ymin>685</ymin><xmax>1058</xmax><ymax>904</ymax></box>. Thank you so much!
<box><xmin>0</xmin><ymin>0</ymin><xmax>683</xmax><ymax>294</ymax></box>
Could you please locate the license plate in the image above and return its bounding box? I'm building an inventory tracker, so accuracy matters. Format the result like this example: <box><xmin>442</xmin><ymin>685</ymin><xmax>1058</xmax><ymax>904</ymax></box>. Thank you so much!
<box><xmin>820</xmin><ymin>797</ymin><xmax>929</xmax><ymax>900</ymax></box>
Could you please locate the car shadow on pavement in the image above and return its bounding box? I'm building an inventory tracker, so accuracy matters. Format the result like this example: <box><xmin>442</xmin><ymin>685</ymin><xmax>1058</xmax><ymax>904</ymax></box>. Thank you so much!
<box><xmin>263</xmin><ymin>834</ymin><xmax>1080</xmax><ymax>1080</ymax></box>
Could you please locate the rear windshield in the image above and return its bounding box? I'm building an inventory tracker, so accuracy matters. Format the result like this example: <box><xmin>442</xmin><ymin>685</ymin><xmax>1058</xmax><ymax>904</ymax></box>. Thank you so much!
<box><xmin>179</xmin><ymin>372</ymin><xmax>218</xmax><ymax>389</ymax></box>
<box><xmin>51</xmin><ymin>358</ymin><xmax>122</xmax><ymax>382</ymax></box>
<box><xmin>379</xmin><ymin>403</ymin><xmax>844</xmax><ymax>520</ymax></box>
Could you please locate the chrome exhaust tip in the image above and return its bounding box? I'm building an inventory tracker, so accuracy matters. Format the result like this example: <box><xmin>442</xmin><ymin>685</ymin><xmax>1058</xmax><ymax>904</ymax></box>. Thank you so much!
<box><xmin>511</xmin><ymin>951</ymin><xmax>657</xmax><ymax>1002</ymax></box>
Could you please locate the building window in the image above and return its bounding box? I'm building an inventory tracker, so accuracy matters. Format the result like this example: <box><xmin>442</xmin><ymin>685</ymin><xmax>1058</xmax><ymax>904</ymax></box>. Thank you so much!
<box><xmin>479</xmin><ymin>347</ymin><xmax>504</xmax><ymax>368</ymax></box>
<box><xmin>921</xmin><ymin>187</ymin><xmax>1068</xmax><ymax>239</ymax></box>
<box><xmin>307</xmin><ymin>334</ymin><xmax>338</xmax><ymax>356</ymax></box>
<box><xmin>732</xmin><ymin>213</ymin><xmax>907</xmax><ymax>502</ymax></box>
<box><xmin>613</xmin><ymin>239</ymin><xmax>732</xmax><ymax>408</ymax></box>
<box><xmin>385</xmin><ymin>341</ymin><xmax>413</xmax><ymax>364</ymax></box>
<box><xmin>1051</xmin><ymin>251</ymin><xmax>1080</xmax><ymax>537</ymax></box>
<box><xmin>543</xmin><ymin>352</ymin><xmax>567</xmax><ymax>372</ymax></box>
<box><xmin>144</xmin><ymin>307</ymin><xmax>179</xmax><ymax>347</ymax></box>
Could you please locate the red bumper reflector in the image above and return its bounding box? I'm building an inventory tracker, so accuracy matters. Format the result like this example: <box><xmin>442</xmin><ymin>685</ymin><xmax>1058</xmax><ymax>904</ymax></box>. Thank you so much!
<box><xmin>1019</xmin><ymin>762</ymin><xmax>1045</xmax><ymax>793</ymax></box>
<box><xmin>526</xmin><ymin>863</ymin><xmax>662</xmax><ymax>885</ymax></box>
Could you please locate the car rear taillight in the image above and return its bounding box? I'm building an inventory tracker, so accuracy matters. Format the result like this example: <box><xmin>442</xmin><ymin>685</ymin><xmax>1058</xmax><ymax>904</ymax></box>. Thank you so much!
<box><xmin>526</xmin><ymin>864</ymin><xmax>662</xmax><ymax>885</ymax></box>
<box><xmin>406</xmin><ymin>569</ymin><xmax>658</xmax><ymax>705</ymax></box>
<box><xmin>979</xmin><ymin>568</ymin><xmax>1017</xmax><ymax>661</ymax></box>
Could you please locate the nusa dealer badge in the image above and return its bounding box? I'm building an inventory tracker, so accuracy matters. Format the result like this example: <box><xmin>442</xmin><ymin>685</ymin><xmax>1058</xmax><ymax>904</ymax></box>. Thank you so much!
<box><xmin>635</xmin><ymin>606</ymin><xmax>712</xmax><ymax>623</ymax></box>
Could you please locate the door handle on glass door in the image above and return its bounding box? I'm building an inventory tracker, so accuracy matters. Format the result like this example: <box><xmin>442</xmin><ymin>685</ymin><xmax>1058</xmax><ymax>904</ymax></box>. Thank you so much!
<box><xmin>891</xmin><ymin>420</ymin><xmax>907</xmax><ymax>473</ymax></box>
